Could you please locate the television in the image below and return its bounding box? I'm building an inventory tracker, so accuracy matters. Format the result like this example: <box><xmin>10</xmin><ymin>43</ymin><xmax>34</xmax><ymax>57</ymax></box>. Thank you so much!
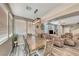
<box><xmin>49</xmin><ymin>30</ymin><xmax>53</xmax><ymax>34</ymax></box>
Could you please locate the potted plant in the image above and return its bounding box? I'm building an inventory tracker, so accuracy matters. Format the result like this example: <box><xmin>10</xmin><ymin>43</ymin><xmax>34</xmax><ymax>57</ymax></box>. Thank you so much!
<box><xmin>13</xmin><ymin>34</ymin><xmax>18</xmax><ymax>41</ymax></box>
<box><xmin>12</xmin><ymin>34</ymin><xmax>18</xmax><ymax>47</ymax></box>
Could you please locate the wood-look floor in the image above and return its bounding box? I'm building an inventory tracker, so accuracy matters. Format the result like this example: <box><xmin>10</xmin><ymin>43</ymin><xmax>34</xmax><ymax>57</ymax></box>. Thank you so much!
<box><xmin>51</xmin><ymin>45</ymin><xmax>79</xmax><ymax>56</ymax></box>
<box><xmin>10</xmin><ymin>35</ymin><xmax>79</xmax><ymax>56</ymax></box>
<box><xmin>31</xmin><ymin>45</ymin><xmax>79</xmax><ymax>56</ymax></box>
<box><xmin>28</xmin><ymin>36</ymin><xmax>79</xmax><ymax>56</ymax></box>
<box><xmin>31</xmin><ymin>41</ymin><xmax>79</xmax><ymax>56</ymax></box>
<box><xmin>10</xmin><ymin>44</ymin><xmax>26</xmax><ymax>56</ymax></box>
<box><xmin>10</xmin><ymin>35</ymin><xmax>26</xmax><ymax>56</ymax></box>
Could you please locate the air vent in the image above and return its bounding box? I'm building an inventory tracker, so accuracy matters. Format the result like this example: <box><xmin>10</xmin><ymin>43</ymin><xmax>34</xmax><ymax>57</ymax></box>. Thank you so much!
<box><xmin>26</xmin><ymin>5</ymin><xmax>32</xmax><ymax>11</ymax></box>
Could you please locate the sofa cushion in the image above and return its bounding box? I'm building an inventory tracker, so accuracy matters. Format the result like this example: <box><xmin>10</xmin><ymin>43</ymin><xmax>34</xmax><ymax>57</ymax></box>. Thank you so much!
<box><xmin>53</xmin><ymin>37</ymin><xmax>64</xmax><ymax>47</ymax></box>
<box><xmin>64</xmin><ymin>38</ymin><xmax>76</xmax><ymax>46</ymax></box>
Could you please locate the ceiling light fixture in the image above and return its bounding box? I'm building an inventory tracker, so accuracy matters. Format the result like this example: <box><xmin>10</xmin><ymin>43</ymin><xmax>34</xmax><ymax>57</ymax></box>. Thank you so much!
<box><xmin>26</xmin><ymin>5</ymin><xmax>32</xmax><ymax>11</ymax></box>
<box><xmin>34</xmin><ymin>9</ymin><xmax>38</xmax><ymax>14</ymax></box>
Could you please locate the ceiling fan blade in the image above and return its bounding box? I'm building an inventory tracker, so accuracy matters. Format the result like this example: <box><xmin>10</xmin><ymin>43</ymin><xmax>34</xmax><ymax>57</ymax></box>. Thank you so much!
<box><xmin>34</xmin><ymin>9</ymin><xmax>38</xmax><ymax>14</ymax></box>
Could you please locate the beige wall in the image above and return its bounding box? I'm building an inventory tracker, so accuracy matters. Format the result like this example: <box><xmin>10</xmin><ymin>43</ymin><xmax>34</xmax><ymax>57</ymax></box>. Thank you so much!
<box><xmin>63</xmin><ymin>25</ymin><xmax>79</xmax><ymax>35</ymax></box>
<box><xmin>14</xmin><ymin>19</ymin><xmax>26</xmax><ymax>35</ymax></box>
<box><xmin>0</xmin><ymin>6</ymin><xmax>8</xmax><ymax>35</ymax></box>
<box><xmin>0</xmin><ymin>38</ymin><xmax>12</xmax><ymax>56</ymax></box>
<box><xmin>28</xmin><ymin>22</ymin><xmax>35</xmax><ymax>34</ymax></box>
<box><xmin>72</xmin><ymin>28</ymin><xmax>79</xmax><ymax>35</ymax></box>
<box><xmin>14</xmin><ymin>19</ymin><xmax>35</xmax><ymax>35</ymax></box>
<box><xmin>57</xmin><ymin>25</ymin><xmax>63</xmax><ymax>35</ymax></box>
<box><xmin>0</xmin><ymin>5</ymin><xmax>12</xmax><ymax>56</ymax></box>
<box><xmin>63</xmin><ymin>26</ymin><xmax>71</xmax><ymax>33</ymax></box>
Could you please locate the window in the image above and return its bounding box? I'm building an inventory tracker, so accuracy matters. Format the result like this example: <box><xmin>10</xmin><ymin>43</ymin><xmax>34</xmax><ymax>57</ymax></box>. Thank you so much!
<box><xmin>0</xmin><ymin>6</ymin><xmax>12</xmax><ymax>44</ymax></box>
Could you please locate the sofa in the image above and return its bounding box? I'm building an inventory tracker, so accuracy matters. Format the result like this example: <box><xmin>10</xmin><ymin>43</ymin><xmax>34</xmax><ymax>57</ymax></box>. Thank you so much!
<box><xmin>61</xmin><ymin>33</ymin><xmax>76</xmax><ymax>46</ymax></box>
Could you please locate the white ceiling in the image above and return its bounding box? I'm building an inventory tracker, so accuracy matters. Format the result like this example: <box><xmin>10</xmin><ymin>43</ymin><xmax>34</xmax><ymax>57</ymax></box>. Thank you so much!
<box><xmin>9</xmin><ymin>3</ymin><xmax>79</xmax><ymax>25</ymax></box>
<box><xmin>9</xmin><ymin>3</ymin><xmax>63</xmax><ymax>19</ymax></box>
<box><xmin>50</xmin><ymin>15</ymin><xmax>79</xmax><ymax>25</ymax></box>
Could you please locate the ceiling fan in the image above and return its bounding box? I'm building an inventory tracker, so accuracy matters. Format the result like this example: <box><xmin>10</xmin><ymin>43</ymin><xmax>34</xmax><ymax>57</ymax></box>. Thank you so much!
<box><xmin>26</xmin><ymin>5</ymin><xmax>38</xmax><ymax>14</ymax></box>
<box><xmin>34</xmin><ymin>9</ymin><xmax>38</xmax><ymax>14</ymax></box>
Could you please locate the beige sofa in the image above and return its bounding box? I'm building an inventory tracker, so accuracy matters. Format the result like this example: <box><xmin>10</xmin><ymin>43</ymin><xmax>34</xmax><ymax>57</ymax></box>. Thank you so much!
<box><xmin>61</xmin><ymin>33</ymin><xmax>76</xmax><ymax>46</ymax></box>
